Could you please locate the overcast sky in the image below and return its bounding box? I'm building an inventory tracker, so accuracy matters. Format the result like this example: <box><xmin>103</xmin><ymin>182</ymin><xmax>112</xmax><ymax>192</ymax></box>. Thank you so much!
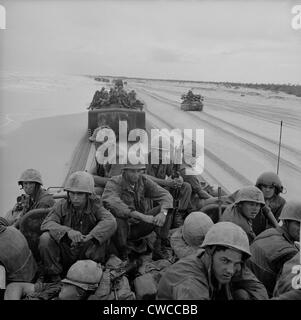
<box><xmin>1</xmin><ymin>0</ymin><xmax>301</xmax><ymax>83</ymax></box>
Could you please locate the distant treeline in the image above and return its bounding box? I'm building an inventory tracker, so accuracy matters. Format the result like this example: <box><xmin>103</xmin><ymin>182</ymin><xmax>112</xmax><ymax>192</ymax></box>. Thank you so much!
<box><xmin>211</xmin><ymin>82</ymin><xmax>301</xmax><ymax>97</ymax></box>
<box><xmin>86</xmin><ymin>75</ymin><xmax>301</xmax><ymax>98</ymax></box>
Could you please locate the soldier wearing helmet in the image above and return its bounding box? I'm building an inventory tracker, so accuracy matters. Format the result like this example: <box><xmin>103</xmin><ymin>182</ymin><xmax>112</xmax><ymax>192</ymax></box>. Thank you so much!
<box><xmin>157</xmin><ymin>222</ymin><xmax>268</xmax><ymax>300</ymax></box>
<box><xmin>170</xmin><ymin>211</ymin><xmax>214</xmax><ymax>260</ymax></box>
<box><xmin>5</xmin><ymin>169</ymin><xmax>55</xmax><ymax>227</ymax></box>
<box><xmin>102</xmin><ymin>155</ymin><xmax>173</xmax><ymax>262</ymax></box>
<box><xmin>146</xmin><ymin>135</ymin><xmax>192</xmax><ymax>228</ymax></box>
<box><xmin>252</xmin><ymin>172</ymin><xmax>286</xmax><ymax>233</ymax></box>
<box><xmin>59</xmin><ymin>260</ymin><xmax>102</xmax><ymax>300</ymax></box>
<box><xmin>247</xmin><ymin>201</ymin><xmax>301</xmax><ymax>297</ymax></box>
<box><xmin>3</xmin><ymin>259</ymin><xmax>101</xmax><ymax>300</ymax></box>
<box><xmin>39</xmin><ymin>171</ymin><xmax>117</xmax><ymax>282</ymax></box>
<box><xmin>221</xmin><ymin>186</ymin><xmax>265</xmax><ymax>243</ymax></box>
<box><xmin>0</xmin><ymin>217</ymin><xmax>37</xmax><ymax>299</ymax></box>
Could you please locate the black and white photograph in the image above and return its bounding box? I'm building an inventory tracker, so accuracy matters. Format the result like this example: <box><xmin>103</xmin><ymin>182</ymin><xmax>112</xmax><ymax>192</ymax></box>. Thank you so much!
<box><xmin>0</xmin><ymin>0</ymin><xmax>301</xmax><ymax>308</ymax></box>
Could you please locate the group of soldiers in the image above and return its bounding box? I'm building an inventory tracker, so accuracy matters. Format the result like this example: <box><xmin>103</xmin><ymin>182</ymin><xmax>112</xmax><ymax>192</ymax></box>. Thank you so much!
<box><xmin>181</xmin><ymin>90</ymin><xmax>204</xmax><ymax>103</ymax></box>
<box><xmin>88</xmin><ymin>86</ymin><xmax>144</xmax><ymax>111</ymax></box>
<box><xmin>1</xmin><ymin>133</ymin><xmax>301</xmax><ymax>300</ymax></box>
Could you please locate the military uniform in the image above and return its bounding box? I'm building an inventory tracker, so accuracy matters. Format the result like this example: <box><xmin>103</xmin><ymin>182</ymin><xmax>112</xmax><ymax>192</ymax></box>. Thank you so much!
<box><xmin>247</xmin><ymin>226</ymin><xmax>299</xmax><ymax>297</ymax></box>
<box><xmin>102</xmin><ymin>174</ymin><xmax>173</xmax><ymax>259</ymax></box>
<box><xmin>157</xmin><ymin>250</ymin><xmax>268</xmax><ymax>300</ymax></box>
<box><xmin>39</xmin><ymin>195</ymin><xmax>117</xmax><ymax>277</ymax></box>
<box><xmin>0</xmin><ymin>219</ymin><xmax>37</xmax><ymax>284</ymax></box>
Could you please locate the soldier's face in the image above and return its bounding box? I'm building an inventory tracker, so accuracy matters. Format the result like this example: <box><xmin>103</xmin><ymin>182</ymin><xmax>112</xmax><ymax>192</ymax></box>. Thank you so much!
<box><xmin>287</xmin><ymin>220</ymin><xmax>300</xmax><ymax>242</ymax></box>
<box><xmin>212</xmin><ymin>248</ymin><xmax>242</xmax><ymax>284</ymax></box>
<box><xmin>124</xmin><ymin>169</ymin><xmax>141</xmax><ymax>184</ymax></box>
<box><xmin>69</xmin><ymin>192</ymin><xmax>87</xmax><ymax>209</ymax></box>
<box><xmin>239</xmin><ymin>201</ymin><xmax>261</xmax><ymax>220</ymax></box>
<box><xmin>260</xmin><ymin>184</ymin><xmax>275</xmax><ymax>199</ymax></box>
<box><xmin>23</xmin><ymin>182</ymin><xmax>36</xmax><ymax>196</ymax></box>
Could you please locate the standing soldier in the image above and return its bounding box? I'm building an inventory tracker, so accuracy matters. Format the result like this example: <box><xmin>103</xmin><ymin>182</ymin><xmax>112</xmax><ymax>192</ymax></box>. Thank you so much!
<box><xmin>102</xmin><ymin>163</ymin><xmax>173</xmax><ymax>261</ymax></box>
<box><xmin>157</xmin><ymin>222</ymin><xmax>268</xmax><ymax>300</ymax></box>
<box><xmin>247</xmin><ymin>201</ymin><xmax>300</xmax><ymax>297</ymax></box>
<box><xmin>6</xmin><ymin>169</ymin><xmax>55</xmax><ymax>227</ymax></box>
<box><xmin>221</xmin><ymin>186</ymin><xmax>265</xmax><ymax>243</ymax></box>
<box><xmin>39</xmin><ymin>171</ymin><xmax>117</xmax><ymax>282</ymax></box>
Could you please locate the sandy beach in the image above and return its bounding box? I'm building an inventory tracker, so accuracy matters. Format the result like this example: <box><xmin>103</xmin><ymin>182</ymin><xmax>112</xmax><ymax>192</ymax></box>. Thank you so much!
<box><xmin>0</xmin><ymin>72</ymin><xmax>99</xmax><ymax>214</ymax></box>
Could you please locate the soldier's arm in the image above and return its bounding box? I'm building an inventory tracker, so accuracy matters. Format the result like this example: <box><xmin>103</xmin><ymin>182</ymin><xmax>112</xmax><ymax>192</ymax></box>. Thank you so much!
<box><xmin>231</xmin><ymin>266</ymin><xmax>269</xmax><ymax>300</ymax></box>
<box><xmin>40</xmin><ymin>201</ymin><xmax>72</xmax><ymax>241</ymax></box>
<box><xmin>102</xmin><ymin>179</ymin><xmax>133</xmax><ymax>219</ymax></box>
<box><xmin>143</xmin><ymin>176</ymin><xmax>173</xmax><ymax>210</ymax></box>
<box><xmin>173</xmin><ymin>278</ymin><xmax>210</xmax><ymax>300</ymax></box>
<box><xmin>88</xmin><ymin>199</ymin><xmax>117</xmax><ymax>245</ymax></box>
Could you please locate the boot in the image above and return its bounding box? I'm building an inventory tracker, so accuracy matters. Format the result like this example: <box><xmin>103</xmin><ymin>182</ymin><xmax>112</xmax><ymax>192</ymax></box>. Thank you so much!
<box><xmin>152</xmin><ymin>238</ymin><xmax>169</xmax><ymax>261</ymax></box>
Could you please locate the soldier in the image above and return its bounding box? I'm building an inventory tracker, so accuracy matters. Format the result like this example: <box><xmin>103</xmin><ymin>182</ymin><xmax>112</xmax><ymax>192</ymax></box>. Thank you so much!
<box><xmin>273</xmin><ymin>251</ymin><xmax>301</xmax><ymax>300</ymax></box>
<box><xmin>39</xmin><ymin>171</ymin><xmax>117</xmax><ymax>282</ymax></box>
<box><xmin>247</xmin><ymin>201</ymin><xmax>300</xmax><ymax>297</ymax></box>
<box><xmin>4</xmin><ymin>260</ymin><xmax>102</xmax><ymax>300</ymax></box>
<box><xmin>90</xmin><ymin>141</ymin><xmax>130</xmax><ymax>195</ymax></box>
<box><xmin>5</xmin><ymin>169</ymin><xmax>55</xmax><ymax>227</ymax></box>
<box><xmin>0</xmin><ymin>217</ymin><xmax>37</xmax><ymax>295</ymax></box>
<box><xmin>102</xmin><ymin>163</ymin><xmax>174</xmax><ymax>261</ymax></box>
<box><xmin>178</xmin><ymin>142</ymin><xmax>212</xmax><ymax>211</ymax></box>
<box><xmin>252</xmin><ymin>171</ymin><xmax>286</xmax><ymax>234</ymax></box>
<box><xmin>170</xmin><ymin>211</ymin><xmax>213</xmax><ymax>260</ymax></box>
<box><xmin>146</xmin><ymin>136</ymin><xmax>192</xmax><ymax>227</ymax></box>
<box><xmin>221</xmin><ymin>186</ymin><xmax>266</xmax><ymax>243</ymax></box>
<box><xmin>157</xmin><ymin>222</ymin><xmax>268</xmax><ymax>300</ymax></box>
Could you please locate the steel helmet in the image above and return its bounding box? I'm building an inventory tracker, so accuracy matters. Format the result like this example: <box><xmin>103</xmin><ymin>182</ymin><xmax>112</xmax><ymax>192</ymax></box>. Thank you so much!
<box><xmin>234</xmin><ymin>186</ymin><xmax>265</xmax><ymax>206</ymax></box>
<box><xmin>279</xmin><ymin>201</ymin><xmax>301</xmax><ymax>222</ymax></box>
<box><xmin>182</xmin><ymin>212</ymin><xmax>214</xmax><ymax>248</ymax></box>
<box><xmin>255</xmin><ymin>171</ymin><xmax>283</xmax><ymax>193</ymax></box>
<box><xmin>64</xmin><ymin>171</ymin><xmax>95</xmax><ymax>194</ymax></box>
<box><xmin>201</xmin><ymin>221</ymin><xmax>251</xmax><ymax>257</ymax></box>
<box><xmin>18</xmin><ymin>169</ymin><xmax>43</xmax><ymax>185</ymax></box>
<box><xmin>62</xmin><ymin>260</ymin><xmax>103</xmax><ymax>291</ymax></box>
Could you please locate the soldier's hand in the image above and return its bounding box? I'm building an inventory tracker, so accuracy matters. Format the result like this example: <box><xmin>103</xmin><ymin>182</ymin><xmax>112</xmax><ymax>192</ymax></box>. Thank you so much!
<box><xmin>82</xmin><ymin>234</ymin><xmax>93</xmax><ymax>243</ymax></box>
<box><xmin>142</xmin><ymin>215</ymin><xmax>155</xmax><ymax>225</ymax></box>
<box><xmin>165</xmin><ymin>178</ymin><xmax>177</xmax><ymax>188</ymax></box>
<box><xmin>174</xmin><ymin>177</ymin><xmax>183</xmax><ymax>187</ymax></box>
<box><xmin>67</xmin><ymin>230</ymin><xmax>84</xmax><ymax>243</ymax></box>
<box><xmin>153</xmin><ymin>212</ymin><xmax>166</xmax><ymax>227</ymax></box>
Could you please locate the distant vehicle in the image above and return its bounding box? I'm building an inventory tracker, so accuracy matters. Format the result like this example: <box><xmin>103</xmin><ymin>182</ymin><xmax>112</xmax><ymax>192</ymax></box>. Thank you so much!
<box><xmin>94</xmin><ymin>77</ymin><xmax>110</xmax><ymax>83</ymax></box>
<box><xmin>180</xmin><ymin>90</ymin><xmax>204</xmax><ymax>111</ymax></box>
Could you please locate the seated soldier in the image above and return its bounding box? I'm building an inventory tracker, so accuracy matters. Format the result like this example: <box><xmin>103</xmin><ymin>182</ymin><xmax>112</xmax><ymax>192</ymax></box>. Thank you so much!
<box><xmin>146</xmin><ymin>136</ymin><xmax>192</xmax><ymax>227</ymax></box>
<box><xmin>170</xmin><ymin>211</ymin><xmax>213</xmax><ymax>260</ymax></box>
<box><xmin>221</xmin><ymin>186</ymin><xmax>266</xmax><ymax>243</ymax></box>
<box><xmin>5</xmin><ymin>169</ymin><xmax>55</xmax><ymax>227</ymax></box>
<box><xmin>102</xmin><ymin>161</ymin><xmax>174</xmax><ymax>262</ymax></box>
<box><xmin>39</xmin><ymin>171</ymin><xmax>117</xmax><ymax>282</ymax></box>
<box><xmin>0</xmin><ymin>217</ymin><xmax>37</xmax><ymax>298</ymax></box>
<box><xmin>89</xmin><ymin>141</ymin><xmax>130</xmax><ymax>196</ymax></box>
<box><xmin>252</xmin><ymin>171</ymin><xmax>286</xmax><ymax>235</ymax></box>
<box><xmin>178</xmin><ymin>143</ymin><xmax>212</xmax><ymax>211</ymax></box>
<box><xmin>247</xmin><ymin>201</ymin><xmax>300</xmax><ymax>297</ymax></box>
<box><xmin>4</xmin><ymin>260</ymin><xmax>102</xmax><ymax>300</ymax></box>
<box><xmin>273</xmin><ymin>251</ymin><xmax>301</xmax><ymax>300</ymax></box>
<box><xmin>157</xmin><ymin>222</ymin><xmax>268</xmax><ymax>300</ymax></box>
